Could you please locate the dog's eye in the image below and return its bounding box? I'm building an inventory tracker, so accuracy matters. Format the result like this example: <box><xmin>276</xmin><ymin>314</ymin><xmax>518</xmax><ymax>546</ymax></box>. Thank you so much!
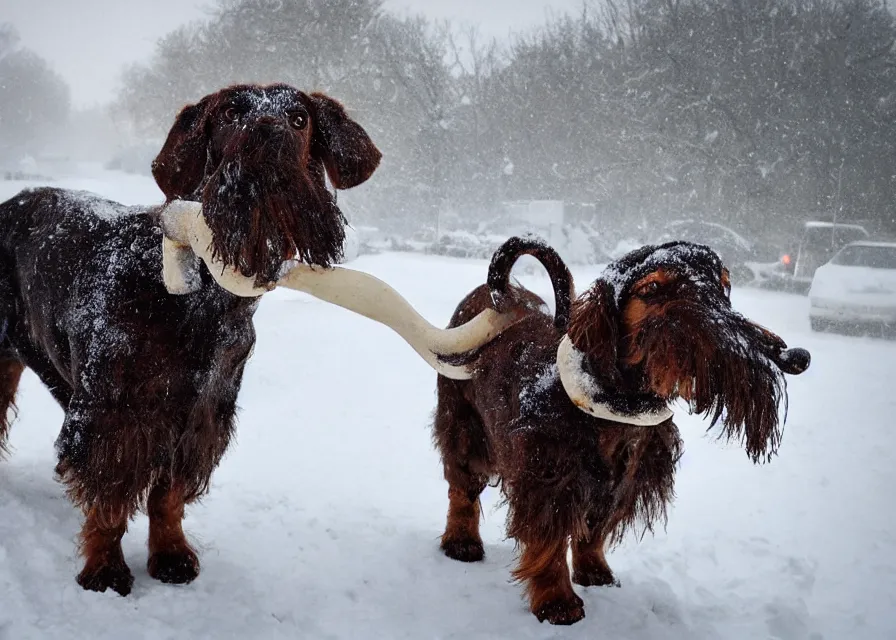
<box><xmin>289</xmin><ymin>112</ymin><xmax>308</xmax><ymax>130</ymax></box>
<box><xmin>224</xmin><ymin>107</ymin><xmax>240</xmax><ymax>123</ymax></box>
<box><xmin>637</xmin><ymin>281</ymin><xmax>660</xmax><ymax>297</ymax></box>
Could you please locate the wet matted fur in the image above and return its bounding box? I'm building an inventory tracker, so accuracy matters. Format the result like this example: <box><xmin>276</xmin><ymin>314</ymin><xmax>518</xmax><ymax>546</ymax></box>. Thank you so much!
<box><xmin>0</xmin><ymin>83</ymin><xmax>381</xmax><ymax>595</ymax></box>
<box><xmin>432</xmin><ymin>237</ymin><xmax>809</xmax><ymax>625</ymax></box>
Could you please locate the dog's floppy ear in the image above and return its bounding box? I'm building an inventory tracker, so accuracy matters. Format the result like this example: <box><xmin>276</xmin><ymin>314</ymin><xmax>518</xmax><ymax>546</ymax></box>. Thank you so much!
<box><xmin>152</xmin><ymin>98</ymin><xmax>211</xmax><ymax>201</ymax></box>
<box><xmin>566</xmin><ymin>279</ymin><xmax>621</xmax><ymax>383</ymax></box>
<box><xmin>307</xmin><ymin>92</ymin><xmax>382</xmax><ymax>189</ymax></box>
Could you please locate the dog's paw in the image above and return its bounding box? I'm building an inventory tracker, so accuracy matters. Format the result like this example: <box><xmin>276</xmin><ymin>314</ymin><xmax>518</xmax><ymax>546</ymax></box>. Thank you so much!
<box><xmin>148</xmin><ymin>549</ymin><xmax>200</xmax><ymax>584</ymax></box>
<box><xmin>77</xmin><ymin>562</ymin><xmax>135</xmax><ymax>596</ymax></box>
<box><xmin>534</xmin><ymin>594</ymin><xmax>586</xmax><ymax>625</ymax></box>
<box><xmin>440</xmin><ymin>537</ymin><xmax>485</xmax><ymax>562</ymax></box>
<box><xmin>573</xmin><ymin>565</ymin><xmax>620</xmax><ymax>588</ymax></box>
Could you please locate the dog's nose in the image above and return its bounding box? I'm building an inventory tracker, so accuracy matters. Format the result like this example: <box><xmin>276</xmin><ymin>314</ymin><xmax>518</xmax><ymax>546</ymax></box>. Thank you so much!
<box><xmin>254</xmin><ymin>115</ymin><xmax>282</xmax><ymax>128</ymax></box>
<box><xmin>776</xmin><ymin>347</ymin><xmax>811</xmax><ymax>375</ymax></box>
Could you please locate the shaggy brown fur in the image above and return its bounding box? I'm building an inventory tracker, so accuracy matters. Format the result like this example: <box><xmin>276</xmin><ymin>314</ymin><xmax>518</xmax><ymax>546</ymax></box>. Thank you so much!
<box><xmin>146</xmin><ymin>480</ymin><xmax>199</xmax><ymax>584</ymax></box>
<box><xmin>432</xmin><ymin>237</ymin><xmax>810</xmax><ymax>625</ymax></box>
<box><xmin>0</xmin><ymin>83</ymin><xmax>381</xmax><ymax>595</ymax></box>
<box><xmin>153</xmin><ymin>84</ymin><xmax>380</xmax><ymax>286</ymax></box>
<box><xmin>0</xmin><ymin>355</ymin><xmax>23</xmax><ymax>456</ymax></box>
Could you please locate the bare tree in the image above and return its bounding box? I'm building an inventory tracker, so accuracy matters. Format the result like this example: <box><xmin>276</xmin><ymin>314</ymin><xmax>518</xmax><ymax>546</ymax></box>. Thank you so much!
<box><xmin>0</xmin><ymin>23</ymin><xmax>71</xmax><ymax>165</ymax></box>
<box><xmin>115</xmin><ymin>0</ymin><xmax>896</xmax><ymax>239</ymax></box>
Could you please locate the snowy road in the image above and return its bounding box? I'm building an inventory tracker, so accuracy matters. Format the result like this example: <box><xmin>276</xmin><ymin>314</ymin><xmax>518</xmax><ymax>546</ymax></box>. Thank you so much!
<box><xmin>0</xmin><ymin>172</ymin><xmax>894</xmax><ymax>639</ymax></box>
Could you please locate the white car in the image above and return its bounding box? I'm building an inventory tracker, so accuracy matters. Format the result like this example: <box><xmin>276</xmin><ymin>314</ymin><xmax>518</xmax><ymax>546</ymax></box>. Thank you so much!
<box><xmin>808</xmin><ymin>241</ymin><xmax>896</xmax><ymax>333</ymax></box>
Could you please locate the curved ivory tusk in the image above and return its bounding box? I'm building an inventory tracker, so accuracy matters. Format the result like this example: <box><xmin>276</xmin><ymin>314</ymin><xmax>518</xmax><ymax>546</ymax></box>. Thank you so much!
<box><xmin>162</xmin><ymin>236</ymin><xmax>202</xmax><ymax>295</ymax></box>
<box><xmin>159</xmin><ymin>200</ymin><xmax>520</xmax><ymax>380</ymax></box>
<box><xmin>161</xmin><ymin>200</ymin><xmax>274</xmax><ymax>297</ymax></box>
<box><xmin>556</xmin><ymin>335</ymin><xmax>674</xmax><ymax>426</ymax></box>
<box><xmin>276</xmin><ymin>264</ymin><xmax>521</xmax><ymax>376</ymax></box>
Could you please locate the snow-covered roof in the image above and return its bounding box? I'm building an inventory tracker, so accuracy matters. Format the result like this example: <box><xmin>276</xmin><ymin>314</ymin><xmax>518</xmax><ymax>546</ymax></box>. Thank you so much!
<box><xmin>844</xmin><ymin>240</ymin><xmax>896</xmax><ymax>249</ymax></box>
<box><xmin>804</xmin><ymin>221</ymin><xmax>868</xmax><ymax>233</ymax></box>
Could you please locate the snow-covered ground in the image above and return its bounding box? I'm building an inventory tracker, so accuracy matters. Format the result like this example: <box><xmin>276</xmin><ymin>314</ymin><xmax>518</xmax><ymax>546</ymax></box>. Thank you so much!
<box><xmin>0</xmin><ymin>167</ymin><xmax>894</xmax><ymax>639</ymax></box>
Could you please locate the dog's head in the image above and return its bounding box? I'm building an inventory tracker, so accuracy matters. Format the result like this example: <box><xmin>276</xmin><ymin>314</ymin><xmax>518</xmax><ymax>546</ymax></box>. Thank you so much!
<box><xmin>152</xmin><ymin>83</ymin><xmax>382</xmax><ymax>285</ymax></box>
<box><xmin>564</xmin><ymin>241</ymin><xmax>810</xmax><ymax>462</ymax></box>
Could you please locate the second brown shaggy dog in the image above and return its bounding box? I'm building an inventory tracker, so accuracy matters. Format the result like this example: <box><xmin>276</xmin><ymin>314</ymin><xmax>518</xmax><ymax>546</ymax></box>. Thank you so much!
<box><xmin>433</xmin><ymin>236</ymin><xmax>810</xmax><ymax>625</ymax></box>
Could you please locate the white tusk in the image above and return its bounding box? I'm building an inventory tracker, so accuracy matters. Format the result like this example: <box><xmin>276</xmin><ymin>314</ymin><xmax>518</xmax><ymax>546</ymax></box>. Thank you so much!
<box><xmin>277</xmin><ymin>264</ymin><xmax>519</xmax><ymax>379</ymax></box>
<box><xmin>158</xmin><ymin>200</ymin><xmax>519</xmax><ymax>380</ymax></box>
<box><xmin>162</xmin><ymin>236</ymin><xmax>202</xmax><ymax>295</ymax></box>
<box><xmin>160</xmin><ymin>199</ymin><xmax>278</xmax><ymax>297</ymax></box>
<box><xmin>556</xmin><ymin>335</ymin><xmax>674</xmax><ymax>426</ymax></box>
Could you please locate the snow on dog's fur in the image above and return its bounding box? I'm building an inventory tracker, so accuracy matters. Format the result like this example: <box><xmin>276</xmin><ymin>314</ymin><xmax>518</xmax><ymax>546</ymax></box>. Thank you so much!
<box><xmin>0</xmin><ymin>83</ymin><xmax>381</xmax><ymax>596</ymax></box>
<box><xmin>431</xmin><ymin>237</ymin><xmax>810</xmax><ymax>626</ymax></box>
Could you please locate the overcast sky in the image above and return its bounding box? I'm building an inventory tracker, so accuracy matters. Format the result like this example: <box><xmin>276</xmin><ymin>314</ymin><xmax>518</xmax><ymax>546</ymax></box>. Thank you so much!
<box><xmin>0</xmin><ymin>0</ymin><xmax>585</xmax><ymax>108</ymax></box>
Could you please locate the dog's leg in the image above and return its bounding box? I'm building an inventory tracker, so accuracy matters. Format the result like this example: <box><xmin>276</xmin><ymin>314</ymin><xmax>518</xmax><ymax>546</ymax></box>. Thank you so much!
<box><xmin>572</xmin><ymin>524</ymin><xmax>619</xmax><ymax>587</ymax></box>
<box><xmin>573</xmin><ymin>428</ymin><xmax>679</xmax><ymax>587</ymax></box>
<box><xmin>0</xmin><ymin>354</ymin><xmax>24</xmax><ymax>457</ymax></box>
<box><xmin>441</xmin><ymin>477</ymin><xmax>487</xmax><ymax>562</ymax></box>
<box><xmin>514</xmin><ymin>536</ymin><xmax>585</xmax><ymax>625</ymax></box>
<box><xmin>147</xmin><ymin>479</ymin><xmax>200</xmax><ymax>584</ymax></box>
<box><xmin>56</xmin><ymin>399</ymin><xmax>149</xmax><ymax>596</ymax></box>
<box><xmin>434</xmin><ymin>377</ymin><xmax>489</xmax><ymax>562</ymax></box>
<box><xmin>76</xmin><ymin>505</ymin><xmax>134</xmax><ymax>596</ymax></box>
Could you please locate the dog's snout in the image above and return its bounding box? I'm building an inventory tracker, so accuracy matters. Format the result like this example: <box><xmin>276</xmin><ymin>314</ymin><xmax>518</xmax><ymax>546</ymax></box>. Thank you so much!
<box><xmin>253</xmin><ymin>115</ymin><xmax>286</xmax><ymax>129</ymax></box>
<box><xmin>776</xmin><ymin>347</ymin><xmax>811</xmax><ymax>375</ymax></box>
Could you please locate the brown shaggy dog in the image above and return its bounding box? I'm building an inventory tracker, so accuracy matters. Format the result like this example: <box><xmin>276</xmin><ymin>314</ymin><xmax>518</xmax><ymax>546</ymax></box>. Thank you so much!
<box><xmin>0</xmin><ymin>83</ymin><xmax>381</xmax><ymax>595</ymax></box>
<box><xmin>433</xmin><ymin>237</ymin><xmax>810</xmax><ymax>625</ymax></box>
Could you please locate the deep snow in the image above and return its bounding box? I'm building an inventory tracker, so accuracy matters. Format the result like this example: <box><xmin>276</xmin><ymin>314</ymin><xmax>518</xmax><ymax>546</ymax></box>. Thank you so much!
<box><xmin>0</xmin><ymin>167</ymin><xmax>894</xmax><ymax>639</ymax></box>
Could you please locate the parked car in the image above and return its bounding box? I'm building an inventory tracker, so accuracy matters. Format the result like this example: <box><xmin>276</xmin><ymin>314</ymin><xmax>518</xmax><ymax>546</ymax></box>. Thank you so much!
<box><xmin>426</xmin><ymin>230</ymin><xmax>505</xmax><ymax>260</ymax></box>
<box><xmin>652</xmin><ymin>219</ymin><xmax>777</xmax><ymax>285</ymax></box>
<box><xmin>764</xmin><ymin>221</ymin><xmax>870</xmax><ymax>293</ymax></box>
<box><xmin>808</xmin><ymin>241</ymin><xmax>896</xmax><ymax>334</ymax></box>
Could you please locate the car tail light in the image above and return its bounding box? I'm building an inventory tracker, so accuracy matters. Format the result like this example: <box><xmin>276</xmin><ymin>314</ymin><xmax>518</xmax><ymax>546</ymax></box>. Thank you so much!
<box><xmin>780</xmin><ymin>254</ymin><xmax>795</xmax><ymax>273</ymax></box>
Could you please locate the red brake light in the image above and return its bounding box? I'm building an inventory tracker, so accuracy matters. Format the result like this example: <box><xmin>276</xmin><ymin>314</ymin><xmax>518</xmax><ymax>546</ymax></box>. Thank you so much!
<box><xmin>781</xmin><ymin>254</ymin><xmax>791</xmax><ymax>265</ymax></box>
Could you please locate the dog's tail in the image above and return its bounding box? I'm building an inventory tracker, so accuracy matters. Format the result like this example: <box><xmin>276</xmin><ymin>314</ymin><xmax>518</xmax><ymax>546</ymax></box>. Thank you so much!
<box><xmin>487</xmin><ymin>235</ymin><xmax>574</xmax><ymax>331</ymax></box>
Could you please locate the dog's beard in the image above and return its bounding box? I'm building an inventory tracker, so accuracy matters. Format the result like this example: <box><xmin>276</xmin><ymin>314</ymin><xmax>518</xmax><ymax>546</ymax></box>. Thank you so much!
<box><xmin>635</xmin><ymin>302</ymin><xmax>788</xmax><ymax>463</ymax></box>
<box><xmin>201</xmin><ymin>126</ymin><xmax>346</xmax><ymax>286</ymax></box>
